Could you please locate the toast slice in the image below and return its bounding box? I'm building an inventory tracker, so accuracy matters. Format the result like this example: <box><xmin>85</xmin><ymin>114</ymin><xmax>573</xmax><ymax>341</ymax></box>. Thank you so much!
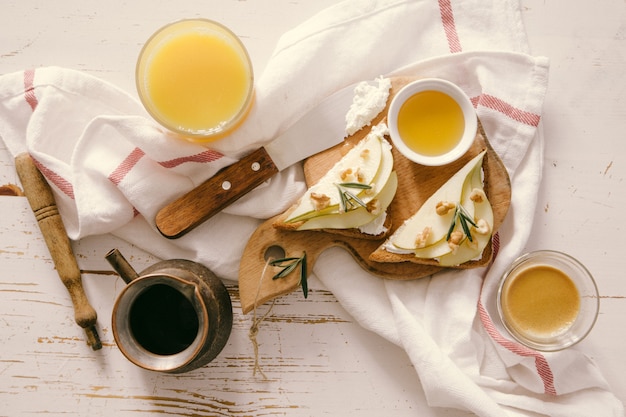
<box><xmin>272</xmin><ymin>207</ymin><xmax>393</xmax><ymax>240</ymax></box>
<box><xmin>369</xmin><ymin>237</ymin><xmax>493</xmax><ymax>267</ymax></box>
<box><xmin>273</xmin><ymin>124</ymin><xmax>396</xmax><ymax>240</ymax></box>
<box><xmin>370</xmin><ymin>151</ymin><xmax>494</xmax><ymax>268</ymax></box>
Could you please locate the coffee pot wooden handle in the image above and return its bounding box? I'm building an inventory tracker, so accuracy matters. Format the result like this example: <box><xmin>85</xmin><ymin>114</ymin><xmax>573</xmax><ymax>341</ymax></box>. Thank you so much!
<box><xmin>15</xmin><ymin>153</ymin><xmax>101</xmax><ymax>350</ymax></box>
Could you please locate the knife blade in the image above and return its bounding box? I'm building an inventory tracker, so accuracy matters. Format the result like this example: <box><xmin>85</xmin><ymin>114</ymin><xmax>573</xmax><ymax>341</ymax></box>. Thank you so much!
<box><xmin>155</xmin><ymin>82</ymin><xmax>359</xmax><ymax>239</ymax></box>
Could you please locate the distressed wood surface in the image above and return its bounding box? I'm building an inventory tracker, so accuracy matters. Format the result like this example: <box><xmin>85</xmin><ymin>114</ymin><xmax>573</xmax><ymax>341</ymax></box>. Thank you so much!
<box><xmin>1</xmin><ymin>196</ymin><xmax>441</xmax><ymax>417</ymax></box>
<box><xmin>15</xmin><ymin>153</ymin><xmax>101</xmax><ymax>350</ymax></box>
<box><xmin>1</xmin><ymin>0</ymin><xmax>626</xmax><ymax>415</ymax></box>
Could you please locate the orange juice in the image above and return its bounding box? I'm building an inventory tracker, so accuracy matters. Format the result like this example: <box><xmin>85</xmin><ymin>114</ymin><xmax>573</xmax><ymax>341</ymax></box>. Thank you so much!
<box><xmin>137</xmin><ymin>19</ymin><xmax>254</xmax><ymax>141</ymax></box>
<box><xmin>396</xmin><ymin>90</ymin><xmax>465</xmax><ymax>156</ymax></box>
<box><xmin>501</xmin><ymin>264</ymin><xmax>580</xmax><ymax>340</ymax></box>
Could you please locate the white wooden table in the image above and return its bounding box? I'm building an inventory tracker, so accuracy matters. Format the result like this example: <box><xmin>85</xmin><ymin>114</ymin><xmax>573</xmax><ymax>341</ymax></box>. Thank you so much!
<box><xmin>1</xmin><ymin>1</ymin><xmax>625</xmax><ymax>415</ymax></box>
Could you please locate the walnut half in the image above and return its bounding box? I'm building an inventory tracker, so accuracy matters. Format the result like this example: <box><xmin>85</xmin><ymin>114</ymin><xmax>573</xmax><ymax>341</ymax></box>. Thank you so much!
<box><xmin>447</xmin><ymin>230</ymin><xmax>464</xmax><ymax>252</ymax></box>
<box><xmin>310</xmin><ymin>192</ymin><xmax>330</xmax><ymax>211</ymax></box>
<box><xmin>366</xmin><ymin>198</ymin><xmax>382</xmax><ymax>215</ymax></box>
<box><xmin>469</xmin><ymin>188</ymin><xmax>487</xmax><ymax>203</ymax></box>
<box><xmin>436</xmin><ymin>201</ymin><xmax>456</xmax><ymax>216</ymax></box>
<box><xmin>474</xmin><ymin>218</ymin><xmax>491</xmax><ymax>235</ymax></box>
<box><xmin>415</xmin><ymin>226</ymin><xmax>432</xmax><ymax>248</ymax></box>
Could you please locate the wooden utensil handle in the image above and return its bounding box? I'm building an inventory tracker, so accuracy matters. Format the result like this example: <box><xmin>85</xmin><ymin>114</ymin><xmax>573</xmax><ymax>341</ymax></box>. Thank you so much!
<box><xmin>155</xmin><ymin>147</ymin><xmax>279</xmax><ymax>239</ymax></box>
<box><xmin>15</xmin><ymin>153</ymin><xmax>101</xmax><ymax>350</ymax></box>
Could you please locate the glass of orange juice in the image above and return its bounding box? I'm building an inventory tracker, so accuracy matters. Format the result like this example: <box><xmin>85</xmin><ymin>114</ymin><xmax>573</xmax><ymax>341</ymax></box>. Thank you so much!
<box><xmin>497</xmin><ymin>250</ymin><xmax>599</xmax><ymax>351</ymax></box>
<box><xmin>136</xmin><ymin>19</ymin><xmax>254</xmax><ymax>142</ymax></box>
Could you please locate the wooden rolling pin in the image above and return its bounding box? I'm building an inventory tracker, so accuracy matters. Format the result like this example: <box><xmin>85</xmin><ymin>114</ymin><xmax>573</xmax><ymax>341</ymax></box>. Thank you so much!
<box><xmin>15</xmin><ymin>153</ymin><xmax>102</xmax><ymax>350</ymax></box>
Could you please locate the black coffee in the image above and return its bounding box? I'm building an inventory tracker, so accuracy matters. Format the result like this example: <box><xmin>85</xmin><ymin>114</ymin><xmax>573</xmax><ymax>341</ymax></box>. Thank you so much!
<box><xmin>129</xmin><ymin>284</ymin><xmax>199</xmax><ymax>355</ymax></box>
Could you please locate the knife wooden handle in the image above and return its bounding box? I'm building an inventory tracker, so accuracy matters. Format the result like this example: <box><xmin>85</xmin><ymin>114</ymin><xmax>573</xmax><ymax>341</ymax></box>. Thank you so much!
<box><xmin>15</xmin><ymin>153</ymin><xmax>101</xmax><ymax>350</ymax></box>
<box><xmin>156</xmin><ymin>147</ymin><xmax>280</xmax><ymax>239</ymax></box>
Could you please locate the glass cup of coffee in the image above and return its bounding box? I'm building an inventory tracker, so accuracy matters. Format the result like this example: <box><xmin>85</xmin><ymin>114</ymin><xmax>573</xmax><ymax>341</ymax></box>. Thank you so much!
<box><xmin>497</xmin><ymin>250</ymin><xmax>599</xmax><ymax>351</ymax></box>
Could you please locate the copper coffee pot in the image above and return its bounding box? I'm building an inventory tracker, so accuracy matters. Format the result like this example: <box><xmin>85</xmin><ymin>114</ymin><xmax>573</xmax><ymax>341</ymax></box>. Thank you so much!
<box><xmin>105</xmin><ymin>249</ymin><xmax>232</xmax><ymax>373</ymax></box>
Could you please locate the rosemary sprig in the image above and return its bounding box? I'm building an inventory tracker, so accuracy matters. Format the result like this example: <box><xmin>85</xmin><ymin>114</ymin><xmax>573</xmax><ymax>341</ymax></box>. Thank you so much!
<box><xmin>335</xmin><ymin>182</ymin><xmax>372</xmax><ymax>212</ymax></box>
<box><xmin>270</xmin><ymin>252</ymin><xmax>308</xmax><ymax>298</ymax></box>
<box><xmin>446</xmin><ymin>203</ymin><xmax>478</xmax><ymax>242</ymax></box>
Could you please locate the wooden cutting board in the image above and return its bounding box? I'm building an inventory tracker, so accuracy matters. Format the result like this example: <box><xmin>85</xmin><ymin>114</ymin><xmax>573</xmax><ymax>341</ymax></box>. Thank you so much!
<box><xmin>238</xmin><ymin>77</ymin><xmax>511</xmax><ymax>313</ymax></box>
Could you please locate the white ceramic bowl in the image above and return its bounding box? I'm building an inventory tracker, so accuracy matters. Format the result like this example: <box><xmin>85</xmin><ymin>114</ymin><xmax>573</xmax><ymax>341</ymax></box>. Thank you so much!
<box><xmin>387</xmin><ymin>78</ymin><xmax>477</xmax><ymax>166</ymax></box>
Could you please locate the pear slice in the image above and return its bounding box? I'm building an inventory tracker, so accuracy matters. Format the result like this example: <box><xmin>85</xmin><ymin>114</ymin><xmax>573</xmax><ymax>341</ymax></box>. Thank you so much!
<box><xmin>437</xmin><ymin>162</ymin><xmax>493</xmax><ymax>266</ymax></box>
<box><xmin>390</xmin><ymin>151</ymin><xmax>486</xmax><ymax>251</ymax></box>
<box><xmin>285</xmin><ymin>127</ymin><xmax>389</xmax><ymax>223</ymax></box>
<box><xmin>412</xmin><ymin>163</ymin><xmax>478</xmax><ymax>259</ymax></box>
<box><xmin>296</xmin><ymin>171</ymin><xmax>397</xmax><ymax>231</ymax></box>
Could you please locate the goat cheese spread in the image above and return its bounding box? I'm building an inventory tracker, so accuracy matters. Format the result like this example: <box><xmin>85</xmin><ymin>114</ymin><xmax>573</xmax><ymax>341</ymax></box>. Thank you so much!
<box><xmin>358</xmin><ymin>210</ymin><xmax>388</xmax><ymax>235</ymax></box>
<box><xmin>345</xmin><ymin>76</ymin><xmax>392</xmax><ymax>136</ymax></box>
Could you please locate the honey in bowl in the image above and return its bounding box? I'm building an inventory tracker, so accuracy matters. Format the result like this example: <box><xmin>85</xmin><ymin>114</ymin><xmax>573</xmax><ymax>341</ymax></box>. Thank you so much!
<box><xmin>396</xmin><ymin>90</ymin><xmax>465</xmax><ymax>156</ymax></box>
<box><xmin>388</xmin><ymin>78</ymin><xmax>477</xmax><ymax>166</ymax></box>
<box><xmin>136</xmin><ymin>19</ymin><xmax>254</xmax><ymax>141</ymax></box>
<box><xmin>497</xmin><ymin>250</ymin><xmax>599</xmax><ymax>351</ymax></box>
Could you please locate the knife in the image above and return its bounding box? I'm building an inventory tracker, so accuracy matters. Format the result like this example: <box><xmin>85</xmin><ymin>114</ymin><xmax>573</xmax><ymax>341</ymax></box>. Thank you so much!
<box><xmin>155</xmin><ymin>82</ymin><xmax>359</xmax><ymax>239</ymax></box>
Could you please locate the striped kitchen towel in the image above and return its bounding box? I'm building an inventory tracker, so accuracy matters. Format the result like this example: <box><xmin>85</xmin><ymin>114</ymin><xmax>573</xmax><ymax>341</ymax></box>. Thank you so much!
<box><xmin>0</xmin><ymin>0</ymin><xmax>622</xmax><ymax>415</ymax></box>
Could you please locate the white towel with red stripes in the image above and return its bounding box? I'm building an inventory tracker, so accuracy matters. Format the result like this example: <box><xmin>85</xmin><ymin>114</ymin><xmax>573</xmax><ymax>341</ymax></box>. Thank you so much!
<box><xmin>0</xmin><ymin>0</ymin><xmax>622</xmax><ymax>415</ymax></box>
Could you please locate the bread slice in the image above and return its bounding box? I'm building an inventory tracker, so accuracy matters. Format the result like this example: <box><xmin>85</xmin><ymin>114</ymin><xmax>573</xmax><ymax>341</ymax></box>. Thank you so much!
<box><xmin>273</xmin><ymin>207</ymin><xmax>393</xmax><ymax>240</ymax></box>
<box><xmin>369</xmin><ymin>237</ymin><xmax>493</xmax><ymax>268</ymax></box>
<box><xmin>369</xmin><ymin>151</ymin><xmax>495</xmax><ymax>269</ymax></box>
<box><xmin>274</xmin><ymin>123</ymin><xmax>396</xmax><ymax>240</ymax></box>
